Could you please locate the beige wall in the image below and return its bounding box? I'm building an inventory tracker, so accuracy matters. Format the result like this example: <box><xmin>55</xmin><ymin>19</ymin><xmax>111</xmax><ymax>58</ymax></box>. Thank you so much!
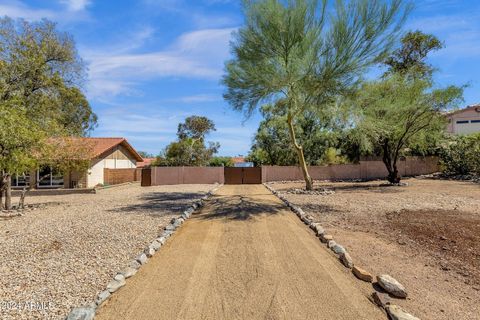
<box><xmin>447</xmin><ymin>107</ymin><xmax>480</xmax><ymax>135</ymax></box>
<box><xmin>86</xmin><ymin>145</ymin><xmax>137</xmax><ymax>188</ymax></box>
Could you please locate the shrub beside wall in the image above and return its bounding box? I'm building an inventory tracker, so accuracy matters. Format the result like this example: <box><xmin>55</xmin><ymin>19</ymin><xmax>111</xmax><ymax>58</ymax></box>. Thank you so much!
<box><xmin>439</xmin><ymin>134</ymin><xmax>480</xmax><ymax>176</ymax></box>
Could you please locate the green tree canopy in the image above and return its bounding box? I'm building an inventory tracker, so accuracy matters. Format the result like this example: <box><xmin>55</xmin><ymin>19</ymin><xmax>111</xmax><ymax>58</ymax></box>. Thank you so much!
<box><xmin>0</xmin><ymin>17</ymin><xmax>96</xmax><ymax>209</ymax></box>
<box><xmin>157</xmin><ymin>116</ymin><xmax>220</xmax><ymax>166</ymax></box>
<box><xmin>223</xmin><ymin>0</ymin><xmax>411</xmax><ymax>190</ymax></box>
<box><xmin>345</xmin><ymin>31</ymin><xmax>463</xmax><ymax>183</ymax></box>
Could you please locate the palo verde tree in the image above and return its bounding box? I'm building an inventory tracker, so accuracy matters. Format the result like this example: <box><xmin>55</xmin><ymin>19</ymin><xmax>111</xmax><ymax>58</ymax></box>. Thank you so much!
<box><xmin>0</xmin><ymin>17</ymin><xmax>97</xmax><ymax>209</ymax></box>
<box><xmin>223</xmin><ymin>0</ymin><xmax>411</xmax><ymax>190</ymax></box>
<box><xmin>346</xmin><ymin>31</ymin><xmax>464</xmax><ymax>183</ymax></box>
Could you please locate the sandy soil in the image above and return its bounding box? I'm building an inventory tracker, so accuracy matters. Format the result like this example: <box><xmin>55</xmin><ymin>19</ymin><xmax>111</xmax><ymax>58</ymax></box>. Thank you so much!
<box><xmin>269</xmin><ymin>178</ymin><xmax>480</xmax><ymax>320</ymax></box>
<box><xmin>0</xmin><ymin>184</ymin><xmax>213</xmax><ymax>320</ymax></box>
<box><xmin>96</xmin><ymin>185</ymin><xmax>383</xmax><ymax>320</ymax></box>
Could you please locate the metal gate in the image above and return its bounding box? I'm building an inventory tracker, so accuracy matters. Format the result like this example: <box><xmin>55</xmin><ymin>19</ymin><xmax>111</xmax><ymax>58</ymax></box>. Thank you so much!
<box><xmin>224</xmin><ymin>167</ymin><xmax>262</xmax><ymax>184</ymax></box>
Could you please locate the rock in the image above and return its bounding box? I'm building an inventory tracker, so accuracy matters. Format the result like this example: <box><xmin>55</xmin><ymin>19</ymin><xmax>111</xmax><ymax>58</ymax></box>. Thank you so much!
<box><xmin>327</xmin><ymin>240</ymin><xmax>337</xmax><ymax>248</ymax></box>
<box><xmin>377</xmin><ymin>274</ymin><xmax>408</xmax><ymax>298</ymax></box>
<box><xmin>340</xmin><ymin>252</ymin><xmax>353</xmax><ymax>268</ymax></box>
<box><xmin>371</xmin><ymin>291</ymin><xmax>391</xmax><ymax>308</ymax></box>
<box><xmin>172</xmin><ymin>219</ymin><xmax>182</xmax><ymax>228</ymax></box>
<box><xmin>157</xmin><ymin>237</ymin><xmax>166</xmax><ymax>245</ymax></box>
<box><xmin>162</xmin><ymin>230</ymin><xmax>173</xmax><ymax>238</ymax></box>
<box><xmin>114</xmin><ymin>274</ymin><xmax>125</xmax><ymax>282</ymax></box>
<box><xmin>151</xmin><ymin>240</ymin><xmax>162</xmax><ymax>251</ymax></box>
<box><xmin>386</xmin><ymin>305</ymin><xmax>420</xmax><ymax>320</ymax></box>
<box><xmin>165</xmin><ymin>224</ymin><xmax>176</xmax><ymax>231</ymax></box>
<box><xmin>136</xmin><ymin>253</ymin><xmax>148</xmax><ymax>265</ymax></box>
<box><xmin>352</xmin><ymin>266</ymin><xmax>373</xmax><ymax>282</ymax></box>
<box><xmin>129</xmin><ymin>260</ymin><xmax>141</xmax><ymax>270</ymax></box>
<box><xmin>332</xmin><ymin>244</ymin><xmax>346</xmax><ymax>255</ymax></box>
<box><xmin>314</xmin><ymin>224</ymin><xmax>325</xmax><ymax>236</ymax></box>
<box><xmin>178</xmin><ymin>217</ymin><xmax>185</xmax><ymax>223</ymax></box>
<box><xmin>106</xmin><ymin>276</ymin><xmax>126</xmax><ymax>293</ymax></box>
<box><xmin>144</xmin><ymin>246</ymin><xmax>155</xmax><ymax>257</ymax></box>
<box><xmin>321</xmin><ymin>234</ymin><xmax>333</xmax><ymax>243</ymax></box>
<box><xmin>95</xmin><ymin>290</ymin><xmax>111</xmax><ymax>306</ymax></box>
<box><xmin>121</xmin><ymin>267</ymin><xmax>137</xmax><ymax>278</ymax></box>
<box><xmin>66</xmin><ymin>307</ymin><xmax>95</xmax><ymax>320</ymax></box>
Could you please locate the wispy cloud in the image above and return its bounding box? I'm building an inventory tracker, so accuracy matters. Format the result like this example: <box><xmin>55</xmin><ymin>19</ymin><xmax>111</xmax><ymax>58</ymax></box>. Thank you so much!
<box><xmin>60</xmin><ymin>0</ymin><xmax>91</xmax><ymax>11</ymax></box>
<box><xmin>0</xmin><ymin>0</ymin><xmax>56</xmax><ymax>20</ymax></box>
<box><xmin>83</xmin><ymin>27</ymin><xmax>236</xmax><ymax>99</ymax></box>
<box><xmin>0</xmin><ymin>0</ymin><xmax>91</xmax><ymax>22</ymax></box>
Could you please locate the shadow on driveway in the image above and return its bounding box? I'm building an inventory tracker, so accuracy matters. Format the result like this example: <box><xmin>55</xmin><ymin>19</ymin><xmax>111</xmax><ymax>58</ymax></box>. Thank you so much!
<box><xmin>109</xmin><ymin>192</ymin><xmax>206</xmax><ymax>217</ymax></box>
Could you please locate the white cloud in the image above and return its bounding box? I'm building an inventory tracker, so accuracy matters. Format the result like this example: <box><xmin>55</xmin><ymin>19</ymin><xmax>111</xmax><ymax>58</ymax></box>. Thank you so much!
<box><xmin>60</xmin><ymin>0</ymin><xmax>91</xmax><ymax>11</ymax></box>
<box><xmin>0</xmin><ymin>0</ymin><xmax>56</xmax><ymax>20</ymax></box>
<box><xmin>0</xmin><ymin>0</ymin><xmax>91</xmax><ymax>22</ymax></box>
<box><xmin>173</xmin><ymin>94</ymin><xmax>222</xmax><ymax>103</ymax></box>
<box><xmin>83</xmin><ymin>27</ymin><xmax>236</xmax><ymax>100</ymax></box>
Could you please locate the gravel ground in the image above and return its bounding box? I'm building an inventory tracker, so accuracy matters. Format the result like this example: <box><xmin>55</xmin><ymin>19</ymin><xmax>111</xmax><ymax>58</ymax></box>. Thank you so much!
<box><xmin>268</xmin><ymin>178</ymin><xmax>480</xmax><ymax>320</ymax></box>
<box><xmin>0</xmin><ymin>183</ymin><xmax>213</xmax><ymax>320</ymax></box>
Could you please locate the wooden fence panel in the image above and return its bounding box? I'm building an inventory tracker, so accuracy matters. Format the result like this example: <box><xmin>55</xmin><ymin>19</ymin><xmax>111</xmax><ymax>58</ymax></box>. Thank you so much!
<box><xmin>104</xmin><ymin>168</ymin><xmax>141</xmax><ymax>185</ymax></box>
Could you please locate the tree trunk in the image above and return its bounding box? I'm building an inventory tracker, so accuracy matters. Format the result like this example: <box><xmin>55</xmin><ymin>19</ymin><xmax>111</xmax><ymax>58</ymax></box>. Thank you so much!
<box><xmin>19</xmin><ymin>186</ymin><xmax>30</xmax><ymax>209</ymax></box>
<box><xmin>287</xmin><ymin>114</ymin><xmax>313</xmax><ymax>190</ymax></box>
<box><xmin>382</xmin><ymin>142</ymin><xmax>401</xmax><ymax>184</ymax></box>
<box><xmin>5</xmin><ymin>174</ymin><xmax>12</xmax><ymax>210</ymax></box>
<box><xmin>0</xmin><ymin>173</ymin><xmax>6</xmax><ymax>210</ymax></box>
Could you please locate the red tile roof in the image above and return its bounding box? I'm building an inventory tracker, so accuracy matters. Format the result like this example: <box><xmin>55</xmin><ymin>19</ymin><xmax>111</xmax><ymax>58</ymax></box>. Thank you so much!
<box><xmin>136</xmin><ymin>157</ymin><xmax>155</xmax><ymax>168</ymax></box>
<box><xmin>231</xmin><ymin>157</ymin><xmax>246</xmax><ymax>164</ymax></box>
<box><xmin>49</xmin><ymin>137</ymin><xmax>143</xmax><ymax>162</ymax></box>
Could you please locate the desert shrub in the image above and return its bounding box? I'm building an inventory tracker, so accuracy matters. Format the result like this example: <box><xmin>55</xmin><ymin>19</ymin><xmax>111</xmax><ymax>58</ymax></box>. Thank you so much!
<box><xmin>439</xmin><ymin>133</ymin><xmax>480</xmax><ymax>175</ymax></box>
<box><xmin>209</xmin><ymin>157</ymin><xmax>234</xmax><ymax>167</ymax></box>
<box><xmin>317</xmin><ymin>148</ymin><xmax>349</xmax><ymax>165</ymax></box>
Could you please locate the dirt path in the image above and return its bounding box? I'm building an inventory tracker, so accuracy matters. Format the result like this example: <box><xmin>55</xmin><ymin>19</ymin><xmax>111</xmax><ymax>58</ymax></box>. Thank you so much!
<box><xmin>96</xmin><ymin>185</ymin><xmax>383</xmax><ymax>320</ymax></box>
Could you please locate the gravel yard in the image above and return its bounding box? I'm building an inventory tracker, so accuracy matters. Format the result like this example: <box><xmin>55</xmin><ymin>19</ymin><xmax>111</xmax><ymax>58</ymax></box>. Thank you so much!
<box><xmin>268</xmin><ymin>178</ymin><xmax>480</xmax><ymax>320</ymax></box>
<box><xmin>0</xmin><ymin>183</ymin><xmax>214</xmax><ymax>320</ymax></box>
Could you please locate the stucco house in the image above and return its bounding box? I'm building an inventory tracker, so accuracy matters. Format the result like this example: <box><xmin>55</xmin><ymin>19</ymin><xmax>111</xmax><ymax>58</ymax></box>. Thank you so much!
<box><xmin>446</xmin><ymin>104</ymin><xmax>480</xmax><ymax>135</ymax></box>
<box><xmin>11</xmin><ymin>137</ymin><xmax>143</xmax><ymax>189</ymax></box>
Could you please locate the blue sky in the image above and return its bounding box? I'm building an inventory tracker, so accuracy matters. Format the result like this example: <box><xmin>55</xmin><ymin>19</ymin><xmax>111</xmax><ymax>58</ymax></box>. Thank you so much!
<box><xmin>1</xmin><ymin>0</ymin><xmax>479</xmax><ymax>156</ymax></box>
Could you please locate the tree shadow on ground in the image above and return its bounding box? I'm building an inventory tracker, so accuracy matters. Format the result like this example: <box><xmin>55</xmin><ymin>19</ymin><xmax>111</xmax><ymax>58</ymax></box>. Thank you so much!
<box><xmin>197</xmin><ymin>195</ymin><xmax>284</xmax><ymax>221</ymax></box>
<box><xmin>297</xmin><ymin>203</ymin><xmax>342</xmax><ymax>214</ymax></box>
<box><xmin>109</xmin><ymin>192</ymin><xmax>205</xmax><ymax>217</ymax></box>
<box><xmin>313</xmin><ymin>184</ymin><xmax>406</xmax><ymax>194</ymax></box>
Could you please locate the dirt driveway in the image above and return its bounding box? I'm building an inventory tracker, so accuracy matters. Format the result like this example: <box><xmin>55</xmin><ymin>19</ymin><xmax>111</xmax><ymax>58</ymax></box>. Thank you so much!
<box><xmin>96</xmin><ymin>185</ymin><xmax>382</xmax><ymax>320</ymax></box>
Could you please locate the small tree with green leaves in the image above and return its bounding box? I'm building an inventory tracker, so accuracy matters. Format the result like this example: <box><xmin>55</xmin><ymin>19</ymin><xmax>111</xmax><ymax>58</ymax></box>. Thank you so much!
<box><xmin>345</xmin><ymin>32</ymin><xmax>463</xmax><ymax>183</ymax></box>
<box><xmin>347</xmin><ymin>76</ymin><xmax>463</xmax><ymax>183</ymax></box>
<box><xmin>0</xmin><ymin>17</ymin><xmax>96</xmax><ymax>209</ymax></box>
<box><xmin>223</xmin><ymin>0</ymin><xmax>410</xmax><ymax>190</ymax></box>
<box><xmin>160</xmin><ymin>116</ymin><xmax>220</xmax><ymax>166</ymax></box>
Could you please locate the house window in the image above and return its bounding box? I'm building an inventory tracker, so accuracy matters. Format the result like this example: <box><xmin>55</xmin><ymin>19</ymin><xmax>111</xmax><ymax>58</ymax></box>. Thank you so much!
<box><xmin>471</xmin><ymin>120</ymin><xmax>480</xmax><ymax>123</ymax></box>
<box><xmin>11</xmin><ymin>173</ymin><xmax>30</xmax><ymax>187</ymax></box>
<box><xmin>37</xmin><ymin>166</ymin><xmax>64</xmax><ymax>188</ymax></box>
<box><xmin>456</xmin><ymin>120</ymin><xmax>469</xmax><ymax>124</ymax></box>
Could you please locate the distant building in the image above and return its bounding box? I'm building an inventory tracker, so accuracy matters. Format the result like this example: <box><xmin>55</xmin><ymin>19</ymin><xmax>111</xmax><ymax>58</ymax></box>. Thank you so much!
<box><xmin>137</xmin><ymin>157</ymin><xmax>155</xmax><ymax>168</ymax></box>
<box><xmin>231</xmin><ymin>156</ymin><xmax>254</xmax><ymax>168</ymax></box>
<box><xmin>446</xmin><ymin>104</ymin><xmax>480</xmax><ymax>135</ymax></box>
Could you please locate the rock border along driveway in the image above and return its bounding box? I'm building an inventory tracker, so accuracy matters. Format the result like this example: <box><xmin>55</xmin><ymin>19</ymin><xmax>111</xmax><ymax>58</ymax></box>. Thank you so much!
<box><xmin>65</xmin><ymin>183</ymin><xmax>222</xmax><ymax>320</ymax></box>
<box><xmin>263</xmin><ymin>183</ymin><xmax>421</xmax><ymax>320</ymax></box>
